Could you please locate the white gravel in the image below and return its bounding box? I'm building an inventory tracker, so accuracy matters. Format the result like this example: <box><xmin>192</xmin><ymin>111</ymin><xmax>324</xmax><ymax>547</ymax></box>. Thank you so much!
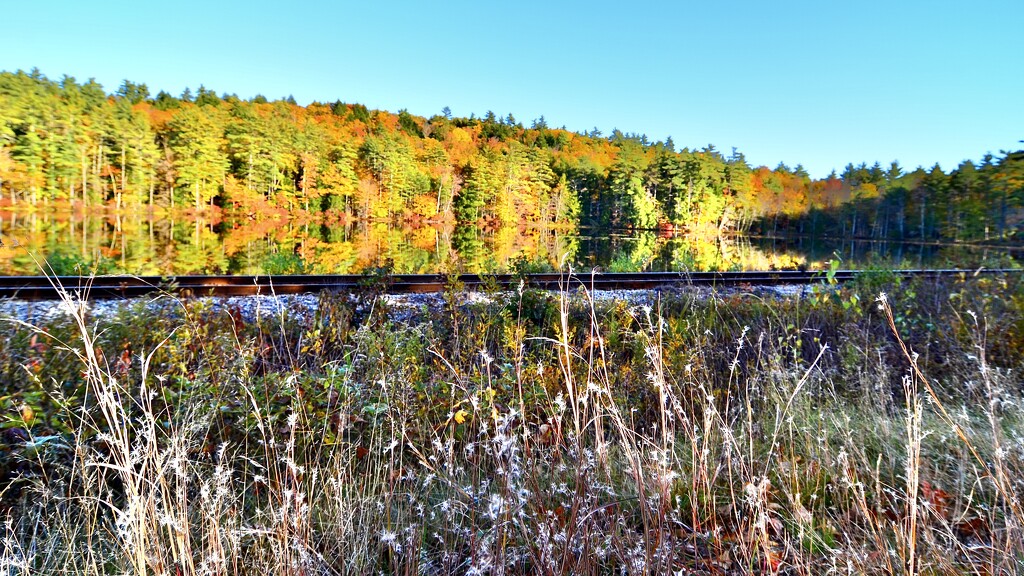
<box><xmin>0</xmin><ymin>284</ymin><xmax>810</xmax><ymax>327</ymax></box>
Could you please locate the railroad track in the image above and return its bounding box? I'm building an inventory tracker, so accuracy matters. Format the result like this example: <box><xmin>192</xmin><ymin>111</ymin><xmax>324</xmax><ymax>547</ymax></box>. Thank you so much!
<box><xmin>0</xmin><ymin>269</ymin><xmax>1018</xmax><ymax>301</ymax></box>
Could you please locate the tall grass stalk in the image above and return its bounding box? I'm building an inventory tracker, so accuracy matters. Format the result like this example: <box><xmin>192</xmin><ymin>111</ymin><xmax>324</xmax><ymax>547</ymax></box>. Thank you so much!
<box><xmin>1</xmin><ymin>271</ymin><xmax>1022</xmax><ymax>574</ymax></box>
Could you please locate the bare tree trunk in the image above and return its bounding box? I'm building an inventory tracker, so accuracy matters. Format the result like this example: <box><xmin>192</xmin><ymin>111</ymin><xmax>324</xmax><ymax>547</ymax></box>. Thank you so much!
<box><xmin>435</xmin><ymin>172</ymin><xmax>445</xmax><ymax>215</ymax></box>
<box><xmin>81</xmin><ymin>152</ymin><xmax>88</xmax><ymax>209</ymax></box>
<box><xmin>110</xmin><ymin>172</ymin><xmax>121</xmax><ymax>211</ymax></box>
<box><xmin>120</xmin><ymin>214</ymin><xmax>126</xmax><ymax>270</ymax></box>
<box><xmin>120</xmin><ymin>146</ymin><xmax>126</xmax><ymax>203</ymax></box>
<box><xmin>301</xmin><ymin>160</ymin><xmax>309</xmax><ymax>212</ymax></box>
<box><xmin>999</xmin><ymin>190</ymin><xmax>1008</xmax><ymax>239</ymax></box>
<box><xmin>94</xmin><ymin>144</ymin><xmax>103</xmax><ymax>203</ymax></box>
<box><xmin>919</xmin><ymin>198</ymin><xmax>926</xmax><ymax>240</ymax></box>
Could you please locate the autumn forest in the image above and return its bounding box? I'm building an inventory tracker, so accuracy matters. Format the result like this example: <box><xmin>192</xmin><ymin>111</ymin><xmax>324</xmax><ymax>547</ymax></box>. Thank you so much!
<box><xmin>1</xmin><ymin>69</ymin><xmax>1022</xmax><ymax>247</ymax></box>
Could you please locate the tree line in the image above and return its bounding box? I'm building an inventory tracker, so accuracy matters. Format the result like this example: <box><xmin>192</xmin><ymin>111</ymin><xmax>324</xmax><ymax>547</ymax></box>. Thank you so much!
<box><xmin>1</xmin><ymin>69</ymin><xmax>1020</xmax><ymax>243</ymax></box>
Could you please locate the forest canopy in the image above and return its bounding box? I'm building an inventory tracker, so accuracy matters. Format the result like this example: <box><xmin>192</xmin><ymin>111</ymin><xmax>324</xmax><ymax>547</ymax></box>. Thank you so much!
<box><xmin>1</xmin><ymin>69</ymin><xmax>1021</xmax><ymax>243</ymax></box>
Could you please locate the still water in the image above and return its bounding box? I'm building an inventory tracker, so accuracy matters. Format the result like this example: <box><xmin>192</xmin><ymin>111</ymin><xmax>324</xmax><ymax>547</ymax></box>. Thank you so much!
<box><xmin>0</xmin><ymin>210</ymin><xmax>1019</xmax><ymax>276</ymax></box>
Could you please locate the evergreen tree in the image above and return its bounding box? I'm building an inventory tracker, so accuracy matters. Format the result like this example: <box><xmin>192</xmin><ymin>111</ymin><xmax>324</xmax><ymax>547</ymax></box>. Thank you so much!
<box><xmin>168</xmin><ymin>104</ymin><xmax>228</xmax><ymax>209</ymax></box>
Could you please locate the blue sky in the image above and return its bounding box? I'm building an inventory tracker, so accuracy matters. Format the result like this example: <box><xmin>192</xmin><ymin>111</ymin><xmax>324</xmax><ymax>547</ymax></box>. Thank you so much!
<box><xmin>5</xmin><ymin>0</ymin><xmax>1022</xmax><ymax>177</ymax></box>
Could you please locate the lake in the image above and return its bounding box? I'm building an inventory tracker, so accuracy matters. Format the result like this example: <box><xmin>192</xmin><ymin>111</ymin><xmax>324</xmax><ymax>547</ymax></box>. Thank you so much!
<box><xmin>0</xmin><ymin>210</ymin><xmax>1019</xmax><ymax>276</ymax></box>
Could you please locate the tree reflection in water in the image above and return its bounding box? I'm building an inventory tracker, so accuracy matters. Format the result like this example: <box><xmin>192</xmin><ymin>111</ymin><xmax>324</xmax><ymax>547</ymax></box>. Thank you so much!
<box><xmin>0</xmin><ymin>210</ymin><xmax>1018</xmax><ymax>276</ymax></box>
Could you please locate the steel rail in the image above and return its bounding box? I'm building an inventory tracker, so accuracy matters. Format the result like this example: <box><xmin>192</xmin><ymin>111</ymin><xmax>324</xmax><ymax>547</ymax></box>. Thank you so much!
<box><xmin>0</xmin><ymin>269</ymin><xmax>1018</xmax><ymax>301</ymax></box>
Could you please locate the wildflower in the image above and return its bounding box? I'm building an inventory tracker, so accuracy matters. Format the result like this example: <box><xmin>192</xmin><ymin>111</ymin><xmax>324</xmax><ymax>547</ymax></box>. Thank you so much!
<box><xmin>553</xmin><ymin>393</ymin><xmax>566</xmax><ymax>414</ymax></box>
<box><xmin>744</xmin><ymin>481</ymin><xmax>759</xmax><ymax>503</ymax></box>
<box><xmin>380</xmin><ymin>529</ymin><xmax>401</xmax><ymax>552</ymax></box>
<box><xmin>647</xmin><ymin>371</ymin><xmax>662</xmax><ymax>388</ymax></box>
<box><xmin>158</xmin><ymin>514</ymin><xmax>180</xmax><ymax>530</ymax></box>
<box><xmin>486</xmin><ymin>493</ymin><xmax>504</xmax><ymax>519</ymax></box>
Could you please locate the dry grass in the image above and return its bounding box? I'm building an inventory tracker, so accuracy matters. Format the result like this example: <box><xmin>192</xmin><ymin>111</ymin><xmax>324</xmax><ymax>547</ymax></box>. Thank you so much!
<box><xmin>0</xmin><ymin>271</ymin><xmax>1022</xmax><ymax>574</ymax></box>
